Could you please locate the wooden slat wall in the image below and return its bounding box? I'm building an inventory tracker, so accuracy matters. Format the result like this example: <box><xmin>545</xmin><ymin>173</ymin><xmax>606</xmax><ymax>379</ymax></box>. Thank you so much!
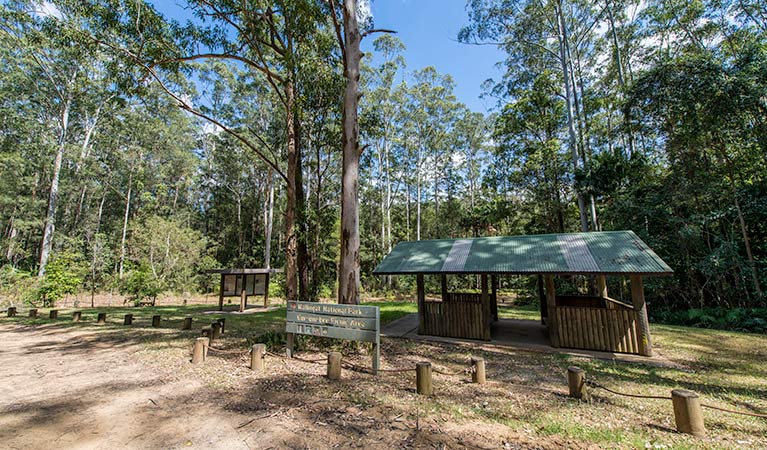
<box><xmin>554</xmin><ymin>306</ymin><xmax>641</xmax><ymax>354</ymax></box>
<box><xmin>444</xmin><ymin>293</ymin><xmax>483</xmax><ymax>303</ymax></box>
<box><xmin>422</xmin><ymin>301</ymin><xmax>486</xmax><ymax>340</ymax></box>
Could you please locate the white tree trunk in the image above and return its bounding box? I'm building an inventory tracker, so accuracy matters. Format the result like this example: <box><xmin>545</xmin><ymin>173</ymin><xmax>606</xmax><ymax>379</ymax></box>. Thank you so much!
<box><xmin>118</xmin><ymin>171</ymin><xmax>133</xmax><ymax>279</ymax></box>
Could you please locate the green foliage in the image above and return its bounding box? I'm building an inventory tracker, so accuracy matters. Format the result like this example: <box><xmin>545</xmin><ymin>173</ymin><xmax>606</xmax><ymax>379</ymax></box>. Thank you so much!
<box><xmin>119</xmin><ymin>265</ymin><xmax>162</xmax><ymax>306</ymax></box>
<box><xmin>0</xmin><ymin>265</ymin><xmax>38</xmax><ymax>306</ymax></box>
<box><xmin>651</xmin><ymin>308</ymin><xmax>767</xmax><ymax>333</ymax></box>
<box><xmin>38</xmin><ymin>252</ymin><xmax>85</xmax><ymax>307</ymax></box>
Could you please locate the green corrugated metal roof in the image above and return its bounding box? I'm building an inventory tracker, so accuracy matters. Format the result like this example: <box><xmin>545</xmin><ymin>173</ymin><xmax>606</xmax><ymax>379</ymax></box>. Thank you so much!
<box><xmin>373</xmin><ymin>231</ymin><xmax>673</xmax><ymax>275</ymax></box>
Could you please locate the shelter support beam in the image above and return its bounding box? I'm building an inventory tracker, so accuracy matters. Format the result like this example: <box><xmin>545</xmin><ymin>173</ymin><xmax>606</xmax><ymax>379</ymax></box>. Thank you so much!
<box><xmin>218</xmin><ymin>274</ymin><xmax>225</xmax><ymax>311</ymax></box>
<box><xmin>630</xmin><ymin>275</ymin><xmax>653</xmax><ymax>356</ymax></box>
<box><xmin>417</xmin><ymin>274</ymin><xmax>425</xmax><ymax>334</ymax></box>
<box><xmin>441</xmin><ymin>274</ymin><xmax>448</xmax><ymax>301</ymax></box>
<box><xmin>538</xmin><ymin>275</ymin><xmax>547</xmax><ymax>325</ymax></box>
<box><xmin>544</xmin><ymin>275</ymin><xmax>560</xmax><ymax>347</ymax></box>
<box><xmin>491</xmin><ymin>275</ymin><xmax>498</xmax><ymax>322</ymax></box>
<box><xmin>596</xmin><ymin>275</ymin><xmax>611</xmax><ymax>309</ymax></box>
<box><xmin>481</xmin><ymin>274</ymin><xmax>491</xmax><ymax>341</ymax></box>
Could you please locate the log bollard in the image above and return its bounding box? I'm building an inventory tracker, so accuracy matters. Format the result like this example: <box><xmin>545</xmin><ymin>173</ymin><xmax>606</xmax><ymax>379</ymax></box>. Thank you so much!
<box><xmin>192</xmin><ymin>337</ymin><xmax>208</xmax><ymax>364</ymax></box>
<box><xmin>471</xmin><ymin>357</ymin><xmax>486</xmax><ymax>384</ymax></box>
<box><xmin>201</xmin><ymin>327</ymin><xmax>211</xmax><ymax>339</ymax></box>
<box><xmin>96</xmin><ymin>312</ymin><xmax>106</xmax><ymax>325</ymax></box>
<box><xmin>29</xmin><ymin>309</ymin><xmax>38</xmax><ymax>318</ymax></box>
<box><xmin>217</xmin><ymin>318</ymin><xmax>226</xmax><ymax>334</ymax></box>
<box><xmin>567</xmin><ymin>366</ymin><xmax>589</xmax><ymax>401</ymax></box>
<box><xmin>124</xmin><ymin>314</ymin><xmax>133</xmax><ymax>325</ymax></box>
<box><xmin>250</xmin><ymin>344</ymin><xmax>266</xmax><ymax>372</ymax></box>
<box><xmin>416</xmin><ymin>362</ymin><xmax>433</xmax><ymax>396</ymax></box>
<box><xmin>327</xmin><ymin>352</ymin><xmax>342</xmax><ymax>380</ymax></box>
<box><xmin>182</xmin><ymin>316</ymin><xmax>192</xmax><ymax>330</ymax></box>
<box><xmin>49</xmin><ymin>310</ymin><xmax>58</xmax><ymax>319</ymax></box>
<box><xmin>152</xmin><ymin>315</ymin><xmax>161</xmax><ymax>327</ymax></box>
<box><xmin>672</xmin><ymin>389</ymin><xmax>705</xmax><ymax>437</ymax></box>
<box><xmin>7</xmin><ymin>307</ymin><xmax>16</xmax><ymax>317</ymax></box>
<box><xmin>72</xmin><ymin>311</ymin><xmax>82</xmax><ymax>322</ymax></box>
<box><xmin>211</xmin><ymin>322</ymin><xmax>222</xmax><ymax>340</ymax></box>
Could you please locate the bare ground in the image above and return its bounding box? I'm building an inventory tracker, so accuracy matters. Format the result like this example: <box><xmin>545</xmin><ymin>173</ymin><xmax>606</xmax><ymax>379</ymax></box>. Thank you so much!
<box><xmin>0</xmin><ymin>322</ymin><xmax>582</xmax><ymax>450</ymax></box>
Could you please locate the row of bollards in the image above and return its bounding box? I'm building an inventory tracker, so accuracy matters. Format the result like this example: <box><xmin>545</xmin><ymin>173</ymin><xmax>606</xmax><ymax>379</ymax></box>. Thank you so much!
<box><xmin>567</xmin><ymin>366</ymin><xmax>706</xmax><ymax>437</ymax></box>
<box><xmin>7</xmin><ymin>309</ymin><xmax>204</xmax><ymax>331</ymax></box>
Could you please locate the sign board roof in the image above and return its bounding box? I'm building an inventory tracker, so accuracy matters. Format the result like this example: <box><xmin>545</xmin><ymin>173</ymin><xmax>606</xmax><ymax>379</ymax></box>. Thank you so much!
<box><xmin>372</xmin><ymin>230</ymin><xmax>673</xmax><ymax>276</ymax></box>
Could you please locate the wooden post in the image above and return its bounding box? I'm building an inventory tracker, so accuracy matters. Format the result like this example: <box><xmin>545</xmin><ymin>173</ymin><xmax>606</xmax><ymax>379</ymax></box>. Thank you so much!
<box><xmin>416</xmin><ymin>361</ymin><xmax>433</xmax><ymax>395</ymax></box>
<box><xmin>567</xmin><ymin>366</ymin><xmax>589</xmax><ymax>401</ymax></box>
<box><xmin>630</xmin><ymin>275</ymin><xmax>653</xmax><ymax>357</ymax></box>
<box><xmin>286</xmin><ymin>332</ymin><xmax>294</xmax><ymax>358</ymax></box>
<box><xmin>597</xmin><ymin>275</ymin><xmax>612</xmax><ymax>309</ymax></box>
<box><xmin>201</xmin><ymin>327</ymin><xmax>211</xmax><ymax>340</ymax></box>
<box><xmin>491</xmin><ymin>274</ymin><xmax>498</xmax><ymax>322</ymax></box>
<box><xmin>28</xmin><ymin>308</ymin><xmax>37</xmax><ymax>318</ymax></box>
<box><xmin>416</xmin><ymin>274</ymin><xmax>425</xmax><ymax>334</ymax></box>
<box><xmin>96</xmin><ymin>312</ymin><xmax>106</xmax><ymax>325</ymax></box>
<box><xmin>481</xmin><ymin>274</ymin><xmax>491</xmax><ymax>341</ymax></box>
<box><xmin>672</xmin><ymin>389</ymin><xmax>705</xmax><ymax>437</ymax></box>
<box><xmin>471</xmin><ymin>357</ymin><xmax>486</xmax><ymax>384</ymax></box>
<box><xmin>211</xmin><ymin>322</ymin><xmax>222</xmax><ymax>340</ymax></box>
<box><xmin>544</xmin><ymin>275</ymin><xmax>559</xmax><ymax>347</ymax></box>
<box><xmin>49</xmin><ymin>310</ymin><xmax>58</xmax><ymax>319</ymax></box>
<box><xmin>440</xmin><ymin>274</ymin><xmax>448</xmax><ymax>302</ymax></box>
<box><xmin>124</xmin><ymin>314</ymin><xmax>133</xmax><ymax>325</ymax></box>
<box><xmin>239</xmin><ymin>288</ymin><xmax>246</xmax><ymax>313</ymax></box>
<box><xmin>538</xmin><ymin>275</ymin><xmax>547</xmax><ymax>325</ymax></box>
<box><xmin>250</xmin><ymin>344</ymin><xmax>266</xmax><ymax>371</ymax></box>
<box><xmin>217</xmin><ymin>318</ymin><xmax>225</xmax><ymax>334</ymax></box>
<box><xmin>152</xmin><ymin>315</ymin><xmax>161</xmax><ymax>327</ymax></box>
<box><xmin>263</xmin><ymin>272</ymin><xmax>270</xmax><ymax>307</ymax></box>
<box><xmin>192</xmin><ymin>337</ymin><xmax>207</xmax><ymax>364</ymax></box>
<box><xmin>218</xmin><ymin>274</ymin><xmax>225</xmax><ymax>311</ymax></box>
<box><xmin>327</xmin><ymin>351</ymin><xmax>342</xmax><ymax>380</ymax></box>
<box><xmin>6</xmin><ymin>307</ymin><xmax>16</xmax><ymax>317</ymax></box>
<box><xmin>182</xmin><ymin>317</ymin><xmax>192</xmax><ymax>330</ymax></box>
<box><xmin>72</xmin><ymin>311</ymin><xmax>82</xmax><ymax>322</ymax></box>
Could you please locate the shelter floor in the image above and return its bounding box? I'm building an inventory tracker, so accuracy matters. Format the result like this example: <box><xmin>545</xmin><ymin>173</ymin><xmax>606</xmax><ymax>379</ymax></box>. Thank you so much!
<box><xmin>382</xmin><ymin>313</ymin><xmax>678</xmax><ymax>367</ymax></box>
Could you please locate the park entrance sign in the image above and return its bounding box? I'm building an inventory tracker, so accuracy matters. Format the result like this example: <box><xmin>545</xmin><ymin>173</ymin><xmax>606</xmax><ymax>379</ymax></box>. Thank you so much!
<box><xmin>286</xmin><ymin>301</ymin><xmax>380</xmax><ymax>374</ymax></box>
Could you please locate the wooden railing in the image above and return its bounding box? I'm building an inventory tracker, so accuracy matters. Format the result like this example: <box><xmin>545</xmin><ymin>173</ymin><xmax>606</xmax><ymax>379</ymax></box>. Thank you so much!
<box><xmin>553</xmin><ymin>304</ymin><xmax>641</xmax><ymax>354</ymax></box>
<box><xmin>444</xmin><ymin>292</ymin><xmax>482</xmax><ymax>303</ymax></box>
<box><xmin>422</xmin><ymin>300</ymin><xmax>489</xmax><ymax>340</ymax></box>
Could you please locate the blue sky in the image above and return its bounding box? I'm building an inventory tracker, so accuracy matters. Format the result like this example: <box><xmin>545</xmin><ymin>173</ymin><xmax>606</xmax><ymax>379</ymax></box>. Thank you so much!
<box><xmin>151</xmin><ymin>1</ymin><xmax>504</xmax><ymax>113</ymax></box>
<box><xmin>362</xmin><ymin>0</ymin><xmax>504</xmax><ymax>112</ymax></box>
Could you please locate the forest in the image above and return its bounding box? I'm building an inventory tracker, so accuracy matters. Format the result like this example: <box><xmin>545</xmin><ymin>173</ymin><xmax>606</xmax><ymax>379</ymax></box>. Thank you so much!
<box><xmin>0</xmin><ymin>0</ymin><xmax>765</xmax><ymax>329</ymax></box>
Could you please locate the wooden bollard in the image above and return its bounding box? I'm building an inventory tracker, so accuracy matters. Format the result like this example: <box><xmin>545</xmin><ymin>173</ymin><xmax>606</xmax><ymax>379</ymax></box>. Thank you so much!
<box><xmin>29</xmin><ymin>309</ymin><xmax>38</xmax><ymax>318</ymax></box>
<box><xmin>124</xmin><ymin>314</ymin><xmax>133</xmax><ymax>325</ymax></box>
<box><xmin>201</xmin><ymin>327</ymin><xmax>211</xmax><ymax>339</ymax></box>
<box><xmin>416</xmin><ymin>362</ymin><xmax>433</xmax><ymax>396</ymax></box>
<box><xmin>182</xmin><ymin>317</ymin><xmax>192</xmax><ymax>330</ymax></box>
<box><xmin>672</xmin><ymin>389</ymin><xmax>705</xmax><ymax>437</ymax></box>
<box><xmin>72</xmin><ymin>311</ymin><xmax>82</xmax><ymax>322</ymax></box>
<box><xmin>327</xmin><ymin>352</ymin><xmax>342</xmax><ymax>380</ymax></box>
<box><xmin>471</xmin><ymin>357</ymin><xmax>486</xmax><ymax>384</ymax></box>
<box><xmin>152</xmin><ymin>315</ymin><xmax>161</xmax><ymax>327</ymax></box>
<box><xmin>567</xmin><ymin>366</ymin><xmax>589</xmax><ymax>401</ymax></box>
<box><xmin>250</xmin><ymin>344</ymin><xmax>266</xmax><ymax>371</ymax></box>
<box><xmin>49</xmin><ymin>310</ymin><xmax>58</xmax><ymax>319</ymax></box>
<box><xmin>7</xmin><ymin>307</ymin><xmax>16</xmax><ymax>317</ymax></box>
<box><xmin>192</xmin><ymin>337</ymin><xmax>208</xmax><ymax>364</ymax></box>
<box><xmin>217</xmin><ymin>318</ymin><xmax>226</xmax><ymax>334</ymax></box>
<box><xmin>211</xmin><ymin>322</ymin><xmax>222</xmax><ymax>340</ymax></box>
<box><xmin>96</xmin><ymin>312</ymin><xmax>106</xmax><ymax>325</ymax></box>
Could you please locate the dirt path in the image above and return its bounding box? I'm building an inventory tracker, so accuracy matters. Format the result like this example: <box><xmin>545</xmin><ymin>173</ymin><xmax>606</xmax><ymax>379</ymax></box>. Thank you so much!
<box><xmin>0</xmin><ymin>323</ymin><xmax>579</xmax><ymax>450</ymax></box>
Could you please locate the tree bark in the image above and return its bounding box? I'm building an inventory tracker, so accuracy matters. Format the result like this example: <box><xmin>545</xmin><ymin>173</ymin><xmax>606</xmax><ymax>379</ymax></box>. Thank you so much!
<box><xmin>118</xmin><ymin>170</ymin><xmax>133</xmax><ymax>279</ymax></box>
<box><xmin>284</xmin><ymin>81</ymin><xmax>299</xmax><ymax>301</ymax></box>
<box><xmin>264</xmin><ymin>168</ymin><xmax>274</xmax><ymax>269</ymax></box>
<box><xmin>338</xmin><ymin>0</ymin><xmax>363</xmax><ymax>305</ymax></box>
<box><xmin>555</xmin><ymin>0</ymin><xmax>589</xmax><ymax>232</ymax></box>
<box><xmin>38</xmin><ymin>96</ymin><xmax>71</xmax><ymax>277</ymax></box>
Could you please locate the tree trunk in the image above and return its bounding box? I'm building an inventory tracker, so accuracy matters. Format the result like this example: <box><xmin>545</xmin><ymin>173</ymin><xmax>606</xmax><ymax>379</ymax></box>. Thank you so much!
<box><xmin>338</xmin><ymin>0</ymin><xmax>362</xmax><ymax>305</ymax></box>
<box><xmin>555</xmin><ymin>0</ymin><xmax>589</xmax><ymax>232</ymax></box>
<box><xmin>416</xmin><ymin>150</ymin><xmax>422</xmax><ymax>241</ymax></box>
<box><xmin>264</xmin><ymin>168</ymin><xmax>274</xmax><ymax>269</ymax></box>
<box><xmin>118</xmin><ymin>170</ymin><xmax>133</xmax><ymax>279</ymax></box>
<box><xmin>284</xmin><ymin>81</ymin><xmax>299</xmax><ymax>301</ymax></box>
<box><xmin>38</xmin><ymin>97</ymin><xmax>71</xmax><ymax>278</ymax></box>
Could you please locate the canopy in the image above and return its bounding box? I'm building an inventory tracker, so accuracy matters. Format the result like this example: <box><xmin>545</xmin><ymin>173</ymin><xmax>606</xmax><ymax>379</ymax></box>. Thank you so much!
<box><xmin>372</xmin><ymin>230</ymin><xmax>672</xmax><ymax>276</ymax></box>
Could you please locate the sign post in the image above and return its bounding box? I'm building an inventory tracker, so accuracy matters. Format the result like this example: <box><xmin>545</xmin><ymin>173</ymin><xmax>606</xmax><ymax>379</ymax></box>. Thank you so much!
<box><xmin>285</xmin><ymin>301</ymin><xmax>380</xmax><ymax>374</ymax></box>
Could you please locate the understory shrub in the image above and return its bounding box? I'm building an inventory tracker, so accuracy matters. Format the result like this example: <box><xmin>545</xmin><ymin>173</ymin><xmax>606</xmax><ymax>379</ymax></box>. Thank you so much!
<box><xmin>651</xmin><ymin>307</ymin><xmax>767</xmax><ymax>333</ymax></box>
